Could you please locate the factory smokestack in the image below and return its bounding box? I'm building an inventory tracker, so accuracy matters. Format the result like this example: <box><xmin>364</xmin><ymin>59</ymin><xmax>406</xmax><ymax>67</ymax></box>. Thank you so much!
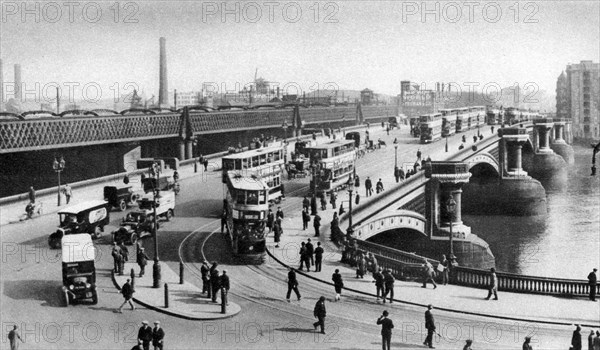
<box><xmin>14</xmin><ymin>64</ymin><xmax>22</xmax><ymax>101</ymax></box>
<box><xmin>158</xmin><ymin>37</ymin><xmax>168</xmax><ymax>106</ymax></box>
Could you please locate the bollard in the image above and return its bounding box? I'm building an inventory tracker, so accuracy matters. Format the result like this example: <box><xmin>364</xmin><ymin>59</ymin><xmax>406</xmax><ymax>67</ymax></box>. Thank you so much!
<box><xmin>164</xmin><ymin>283</ymin><xmax>169</xmax><ymax>308</ymax></box>
<box><xmin>130</xmin><ymin>269</ymin><xmax>135</xmax><ymax>289</ymax></box>
<box><xmin>194</xmin><ymin>161</ymin><xmax>198</xmax><ymax>173</ymax></box>
<box><xmin>207</xmin><ymin>279</ymin><xmax>212</xmax><ymax>299</ymax></box>
<box><xmin>221</xmin><ymin>288</ymin><xmax>227</xmax><ymax>314</ymax></box>
<box><xmin>179</xmin><ymin>261</ymin><xmax>184</xmax><ymax>284</ymax></box>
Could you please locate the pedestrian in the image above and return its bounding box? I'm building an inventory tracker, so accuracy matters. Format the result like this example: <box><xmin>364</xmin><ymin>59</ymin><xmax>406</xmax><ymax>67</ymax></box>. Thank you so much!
<box><xmin>373</xmin><ymin>267</ymin><xmax>384</xmax><ymax>301</ymax></box>
<box><xmin>332</xmin><ymin>269</ymin><xmax>343</xmax><ymax>301</ymax></box>
<box><xmin>587</xmin><ymin>268</ymin><xmax>597</xmax><ymax>301</ymax></box>
<box><xmin>383</xmin><ymin>269</ymin><xmax>395</xmax><ymax>303</ymax></box>
<box><xmin>273</xmin><ymin>221</ymin><xmax>282</xmax><ymax>248</ymax></box>
<box><xmin>152</xmin><ymin>321</ymin><xmax>165</xmax><ymax>350</ymax></box>
<box><xmin>221</xmin><ymin>209</ymin><xmax>228</xmax><ymax>234</ymax></box>
<box><xmin>8</xmin><ymin>325</ymin><xmax>24</xmax><ymax>350</ymax></box>
<box><xmin>119</xmin><ymin>241</ymin><xmax>129</xmax><ymax>273</ymax></box>
<box><xmin>376</xmin><ymin>179</ymin><xmax>384</xmax><ymax>194</ymax></box>
<box><xmin>459</xmin><ymin>143</ymin><xmax>465</xmax><ymax>150</ymax></box>
<box><xmin>137</xmin><ymin>321</ymin><xmax>153</xmax><ymax>350</ymax></box>
<box><xmin>286</xmin><ymin>268</ymin><xmax>301</xmax><ymax>302</ymax></box>
<box><xmin>424</xmin><ymin>305</ymin><xmax>435</xmax><ymax>349</ymax></box>
<box><xmin>356</xmin><ymin>254</ymin><xmax>366</xmax><ymax>278</ymax></box>
<box><xmin>463</xmin><ymin>339</ymin><xmax>473</xmax><ymax>350</ymax></box>
<box><xmin>377</xmin><ymin>310</ymin><xmax>394</xmax><ymax>350</ymax></box>
<box><xmin>314</xmin><ymin>242</ymin><xmax>324</xmax><ymax>272</ymax></box>
<box><xmin>313</xmin><ymin>296</ymin><xmax>326</xmax><ymax>334</ymax></box>
<box><xmin>173</xmin><ymin>170</ymin><xmax>179</xmax><ymax>182</ymax></box>
<box><xmin>365</xmin><ymin>177</ymin><xmax>373</xmax><ymax>197</ymax></box>
<box><xmin>28</xmin><ymin>186</ymin><xmax>36</xmax><ymax>204</ymax></box>
<box><xmin>118</xmin><ymin>278</ymin><xmax>135</xmax><ymax>313</ymax></box>
<box><xmin>386</xmin><ymin>125</ymin><xmax>390</xmax><ymax>135</ymax></box>
<box><xmin>462</xmin><ymin>135</ymin><xmax>466</xmax><ymax>143</ymax></box>
<box><xmin>220</xmin><ymin>270</ymin><xmax>230</xmax><ymax>306</ymax></box>
<box><xmin>313</xmin><ymin>213</ymin><xmax>321</xmax><ymax>237</ymax></box>
<box><xmin>572</xmin><ymin>325</ymin><xmax>582</xmax><ymax>350</ymax></box>
<box><xmin>302</xmin><ymin>207</ymin><xmax>310</xmax><ymax>230</ymax></box>
<box><xmin>111</xmin><ymin>242</ymin><xmax>123</xmax><ymax>274</ymax></box>
<box><xmin>485</xmin><ymin>267</ymin><xmax>498</xmax><ymax>300</ymax></box>
<box><xmin>303</xmin><ymin>196</ymin><xmax>310</xmax><ymax>211</ymax></box>
<box><xmin>137</xmin><ymin>247</ymin><xmax>149</xmax><ymax>277</ymax></box>
<box><xmin>440</xmin><ymin>254</ymin><xmax>450</xmax><ymax>285</ymax></box>
<box><xmin>320</xmin><ymin>195</ymin><xmax>327</xmax><ymax>211</ymax></box>
<box><xmin>276</xmin><ymin>207</ymin><xmax>284</xmax><ymax>220</ymax></box>
<box><xmin>523</xmin><ymin>336</ymin><xmax>533</xmax><ymax>350</ymax></box>
<box><xmin>200</xmin><ymin>260</ymin><xmax>210</xmax><ymax>294</ymax></box>
<box><xmin>63</xmin><ymin>183</ymin><xmax>72</xmax><ymax>204</ymax></box>
<box><xmin>354</xmin><ymin>174</ymin><xmax>360</xmax><ymax>188</ymax></box>
<box><xmin>382</xmin><ymin>121</ymin><xmax>385</xmax><ymax>129</ymax></box>
<box><xmin>594</xmin><ymin>331</ymin><xmax>600</xmax><ymax>350</ymax></box>
<box><xmin>299</xmin><ymin>242</ymin><xmax>309</xmax><ymax>271</ymax></box>
<box><xmin>330</xmin><ymin>191</ymin><xmax>337</xmax><ymax>209</ymax></box>
<box><xmin>422</xmin><ymin>259</ymin><xmax>437</xmax><ymax>289</ymax></box>
<box><xmin>399</xmin><ymin>168</ymin><xmax>405</xmax><ymax>181</ymax></box>
<box><xmin>306</xmin><ymin>238</ymin><xmax>315</xmax><ymax>267</ymax></box>
<box><xmin>266</xmin><ymin>209</ymin><xmax>274</xmax><ymax>233</ymax></box>
<box><xmin>203</xmin><ymin>159</ymin><xmax>208</xmax><ymax>171</ymax></box>
<box><xmin>473</xmin><ymin>135</ymin><xmax>478</xmax><ymax>143</ymax></box>
<box><xmin>210</xmin><ymin>262</ymin><xmax>220</xmax><ymax>303</ymax></box>
<box><xmin>417</xmin><ymin>149</ymin><xmax>422</xmax><ymax>160</ymax></box>
<box><xmin>588</xmin><ymin>330</ymin><xmax>594</xmax><ymax>350</ymax></box>
<box><xmin>394</xmin><ymin>167</ymin><xmax>400</xmax><ymax>183</ymax></box>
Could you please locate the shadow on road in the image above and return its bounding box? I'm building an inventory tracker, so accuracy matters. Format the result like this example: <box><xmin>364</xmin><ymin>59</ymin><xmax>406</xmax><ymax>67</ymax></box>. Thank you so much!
<box><xmin>3</xmin><ymin>280</ymin><xmax>63</xmax><ymax>308</ymax></box>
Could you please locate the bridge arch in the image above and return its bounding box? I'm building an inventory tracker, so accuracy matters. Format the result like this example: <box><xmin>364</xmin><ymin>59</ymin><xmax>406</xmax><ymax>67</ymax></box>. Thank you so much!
<box><xmin>464</xmin><ymin>151</ymin><xmax>500</xmax><ymax>177</ymax></box>
<box><xmin>354</xmin><ymin>210</ymin><xmax>427</xmax><ymax>241</ymax></box>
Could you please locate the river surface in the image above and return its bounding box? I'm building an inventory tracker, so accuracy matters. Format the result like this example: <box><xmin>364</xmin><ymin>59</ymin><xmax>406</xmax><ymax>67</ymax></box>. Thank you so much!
<box><xmin>464</xmin><ymin>144</ymin><xmax>600</xmax><ymax>279</ymax></box>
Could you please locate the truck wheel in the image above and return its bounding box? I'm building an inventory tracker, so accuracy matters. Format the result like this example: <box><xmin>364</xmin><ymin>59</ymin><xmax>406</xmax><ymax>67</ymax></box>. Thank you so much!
<box><xmin>63</xmin><ymin>291</ymin><xmax>70</xmax><ymax>307</ymax></box>
<box><xmin>166</xmin><ymin>210</ymin><xmax>173</xmax><ymax>221</ymax></box>
<box><xmin>130</xmin><ymin>233</ymin><xmax>138</xmax><ymax>245</ymax></box>
<box><xmin>49</xmin><ymin>237</ymin><xmax>60</xmax><ymax>249</ymax></box>
<box><xmin>91</xmin><ymin>290</ymin><xmax>98</xmax><ymax>305</ymax></box>
<box><xmin>94</xmin><ymin>226</ymin><xmax>102</xmax><ymax>239</ymax></box>
<box><xmin>128</xmin><ymin>194</ymin><xmax>138</xmax><ymax>206</ymax></box>
<box><xmin>119</xmin><ymin>200</ymin><xmax>127</xmax><ymax>212</ymax></box>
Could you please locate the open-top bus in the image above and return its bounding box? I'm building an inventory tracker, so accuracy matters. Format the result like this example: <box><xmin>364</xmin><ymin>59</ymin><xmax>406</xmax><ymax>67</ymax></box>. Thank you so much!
<box><xmin>439</xmin><ymin>109</ymin><xmax>457</xmax><ymax>137</ymax></box>
<box><xmin>420</xmin><ymin>113</ymin><xmax>443</xmax><ymax>143</ymax></box>
<box><xmin>307</xmin><ymin>140</ymin><xmax>356</xmax><ymax>193</ymax></box>
<box><xmin>222</xmin><ymin>144</ymin><xmax>285</xmax><ymax>203</ymax></box>
<box><xmin>223</xmin><ymin>172</ymin><xmax>268</xmax><ymax>263</ymax></box>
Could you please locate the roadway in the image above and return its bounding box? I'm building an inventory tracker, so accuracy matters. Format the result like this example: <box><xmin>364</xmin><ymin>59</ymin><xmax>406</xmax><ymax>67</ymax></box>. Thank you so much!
<box><xmin>0</xmin><ymin>124</ymin><xmax>589</xmax><ymax>349</ymax></box>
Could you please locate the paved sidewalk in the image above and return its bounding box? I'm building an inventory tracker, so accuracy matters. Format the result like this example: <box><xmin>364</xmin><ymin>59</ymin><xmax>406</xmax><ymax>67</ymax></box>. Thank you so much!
<box><xmin>113</xmin><ymin>262</ymin><xmax>241</xmax><ymax>320</ymax></box>
<box><xmin>264</xmin><ymin>197</ymin><xmax>600</xmax><ymax>327</ymax></box>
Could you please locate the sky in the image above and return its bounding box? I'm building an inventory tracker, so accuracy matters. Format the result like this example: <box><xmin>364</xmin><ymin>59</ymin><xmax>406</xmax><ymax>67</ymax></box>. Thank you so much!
<box><xmin>1</xmin><ymin>0</ymin><xmax>599</xmax><ymax>104</ymax></box>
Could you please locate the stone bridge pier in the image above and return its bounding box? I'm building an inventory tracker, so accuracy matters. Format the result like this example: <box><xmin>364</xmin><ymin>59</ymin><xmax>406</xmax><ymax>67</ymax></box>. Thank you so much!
<box><xmin>524</xmin><ymin>118</ymin><xmax>568</xmax><ymax>184</ymax></box>
<box><xmin>462</xmin><ymin>128</ymin><xmax>546</xmax><ymax>216</ymax></box>
<box><xmin>550</xmin><ymin>119</ymin><xmax>575</xmax><ymax>164</ymax></box>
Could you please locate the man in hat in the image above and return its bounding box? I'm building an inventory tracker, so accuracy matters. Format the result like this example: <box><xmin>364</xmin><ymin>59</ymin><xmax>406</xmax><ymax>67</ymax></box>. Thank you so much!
<box><xmin>587</xmin><ymin>268</ymin><xmax>597</xmax><ymax>301</ymax></box>
<box><xmin>306</xmin><ymin>239</ymin><xmax>315</xmax><ymax>269</ymax></box>
<box><xmin>377</xmin><ymin>310</ymin><xmax>394</xmax><ymax>350</ymax></box>
<box><xmin>373</xmin><ymin>267</ymin><xmax>384</xmax><ymax>302</ymax></box>
<box><xmin>8</xmin><ymin>325</ymin><xmax>24</xmax><ymax>350</ymax></box>
<box><xmin>286</xmin><ymin>268</ymin><xmax>301</xmax><ymax>302</ymax></box>
<box><xmin>486</xmin><ymin>267</ymin><xmax>498</xmax><ymax>300</ymax></box>
<box><xmin>137</xmin><ymin>247</ymin><xmax>149</xmax><ymax>277</ymax></box>
<box><xmin>424</xmin><ymin>305</ymin><xmax>435</xmax><ymax>349</ymax></box>
<box><xmin>200</xmin><ymin>260</ymin><xmax>210</xmax><ymax>294</ymax></box>
<box><xmin>314</xmin><ymin>242</ymin><xmax>324</xmax><ymax>272</ymax></box>
<box><xmin>571</xmin><ymin>325</ymin><xmax>581</xmax><ymax>350</ymax></box>
<box><xmin>383</xmin><ymin>269</ymin><xmax>395</xmax><ymax>304</ymax></box>
<box><xmin>137</xmin><ymin>321</ymin><xmax>153</xmax><ymax>350</ymax></box>
<box><xmin>522</xmin><ymin>336</ymin><xmax>533</xmax><ymax>350</ymax></box>
<box><xmin>313</xmin><ymin>296</ymin><xmax>326</xmax><ymax>334</ymax></box>
<box><xmin>210</xmin><ymin>262</ymin><xmax>220</xmax><ymax>303</ymax></box>
<box><xmin>220</xmin><ymin>270</ymin><xmax>230</xmax><ymax>306</ymax></box>
<box><xmin>152</xmin><ymin>321</ymin><xmax>165</xmax><ymax>350</ymax></box>
<box><xmin>118</xmin><ymin>279</ymin><xmax>135</xmax><ymax>313</ymax></box>
<box><xmin>463</xmin><ymin>339</ymin><xmax>473</xmax><ymax>350</ymax></box>
<box><xmin>112</xmin><ymin>242</ymin><xmax>123</xmax><ymax>274</ymax></box>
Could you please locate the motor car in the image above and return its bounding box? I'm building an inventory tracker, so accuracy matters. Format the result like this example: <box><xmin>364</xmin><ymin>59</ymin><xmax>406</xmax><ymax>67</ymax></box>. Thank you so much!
<box><xmin>48</xmin><ymin>200</ymin><xmax>110</xmax><ymax>249</ymax></box>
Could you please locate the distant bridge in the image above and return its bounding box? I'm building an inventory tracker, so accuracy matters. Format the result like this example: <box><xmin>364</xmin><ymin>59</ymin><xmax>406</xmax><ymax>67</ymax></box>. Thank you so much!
<box><xmin>0</xmin><ymin>105</ymin><xmax>396</xmax><ymax>153</ymax></box>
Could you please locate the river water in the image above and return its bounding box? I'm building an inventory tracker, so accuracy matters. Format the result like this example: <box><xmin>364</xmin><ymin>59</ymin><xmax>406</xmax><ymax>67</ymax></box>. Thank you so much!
<box><xmin>464</xmin><ymin>144</ymin><xmax>600</xmax><ymax>279</ymax></box>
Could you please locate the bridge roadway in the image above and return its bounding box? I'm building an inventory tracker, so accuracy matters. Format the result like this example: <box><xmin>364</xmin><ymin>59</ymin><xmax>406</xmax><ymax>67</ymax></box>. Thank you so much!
<box><xmin>1</xmin><ymin>125</ymin><xmax>596</xmax><ymax>349</ymax></box>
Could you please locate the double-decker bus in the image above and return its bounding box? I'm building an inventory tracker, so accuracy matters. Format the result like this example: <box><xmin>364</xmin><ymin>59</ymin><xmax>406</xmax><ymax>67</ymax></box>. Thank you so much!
<box><xmin>419</xmin><ymin>113</ymin><xmax>443</xmax><ymax>143</ymax></box>
<box><xmin>469</xmin><ymin>106</ymin><xmax>486</xmax><ymax>129</ymax></box>
<box><xmin>504</xmin><ymin>107</ymin><xmax>520</xmax><ymax>125</ymax></box>
<box><xmin>221</xmin><ymin>144</ymin><xmax>285</xmax><ymax>203</ymax></box>
<box><xmin>307</xmin><ymin>140</ymin><xmax>356</xmax><ymax>193</ymax></box>
<box><xmin>455</xmin><ymin>107</ymin><xmax>470</xmax><ymax>132</ymax></box>
<box><xmin>486</xmin><ymin>108</ymin><xmax>503</xmax><ymax>125</ymax></box>
<box><xmin>439</xmin><ymin>109</ymin><xmax>457</xmax><ymax>137</ymax></box>
<box><xmin>410</xmin><ymin>117</ymin><xmax>421</xmax><ymax>137</ymax></box>
<box><xmin>223</xmin><ymin>172</ymin><xmax>268</xmax><ymax>263</ymax></box>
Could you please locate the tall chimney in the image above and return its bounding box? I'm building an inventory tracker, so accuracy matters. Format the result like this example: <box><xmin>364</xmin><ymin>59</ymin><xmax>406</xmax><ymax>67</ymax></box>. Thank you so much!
<box><xmin>14</xmin><ymin>64</ymin><xmax>22</xmax><ymax>101</ymax></box>
<box><xmin>158</xmin><ymin>37</ymin><xmax>168</xmax><ymax>106</ymax></box>
<box><xmin>0</xmin><ymin>59</ymin><xmax>4</xmax><ymax>111</ymax></box>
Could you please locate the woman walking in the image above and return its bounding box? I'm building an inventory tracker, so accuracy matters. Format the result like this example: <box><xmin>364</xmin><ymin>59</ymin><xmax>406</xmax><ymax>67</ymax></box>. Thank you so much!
<box><xmin>332</xmin><ymin>269</ymin><xmax>344</xmax><ymax>301</ymax></box>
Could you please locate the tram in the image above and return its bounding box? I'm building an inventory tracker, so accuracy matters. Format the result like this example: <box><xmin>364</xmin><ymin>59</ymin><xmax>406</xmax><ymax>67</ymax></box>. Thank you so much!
<box><xmin>307</xmin><ymin>140</ymin><xmax>356</xmax><ymax>193</ymax></box>
<box><xmin>439</xmin><ymin>109</ymin><xmax>457</xmax><ymax>137</ymax></box>
<box><xmin>455</xmin><ymin>107</ymin><xmax>470</xmax><ymax>132</ymax></box>
<box><xmin>420</xmin><ymin>113</ymin><xmax>443</xmax><ymax>143</ymax></box>
<box><xmin>223</xmin><ymin>172</ymin><xmax>268</xmax><ymax>263</ymax></box>
<box><xmin>221</xmin><ymin>144</ymin><xmax>285</xmax><ymax>202</ymax></box>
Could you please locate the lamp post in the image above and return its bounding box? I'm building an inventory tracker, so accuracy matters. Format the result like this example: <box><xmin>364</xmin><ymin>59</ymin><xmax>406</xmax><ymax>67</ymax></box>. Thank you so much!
<box><xmin>394</xmin><ymin>144</ymin><xmax>399</xmax><ymax>183</ymax></box>
<box><xmin>346</xmin><ymin>176</ymin><xmax>354</xmax><ymax>237</ymax></box>
<box><xmin>477</xmin><ymin>114</ymin><xmax>481</xmax><ymax>137</ymax></box>
<box><xmin>446</xmin><ymin>196</ymin><xmax>457</xmax><ymax>258</ymax></box>
<box><xmin>592</xmin><ymin>141</ymin><xmax>600</xmax><ymax>176</ymax></box>
<box><xmin>52</xmin><ymin>157</ymin><xmax>66</xmax><ymax>206</ymax></box>
<box><xmin>152</xmin><ymin>180</ymin><xmax>162</xmax><ymax>288</ymax></box>
<box><xmin>310</xmin><ymin>161</ymin><xmax>319</xmax><ymax>216</ymax></box>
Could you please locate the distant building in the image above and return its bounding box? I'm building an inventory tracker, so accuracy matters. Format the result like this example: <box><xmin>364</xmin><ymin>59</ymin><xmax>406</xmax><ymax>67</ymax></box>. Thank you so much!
<box><xmin>361</xmin><ymin>88</ymin><xmax>374</xmax><ymax>105</ymax></box>
<box><xmin>557</xmin><ymin>60</ymin><xmax>600</xmax><ymax>140</ymax></box>
<box><xmin>398</xmin><ymin>80</ymin><xmax>444</xmax><ymax>117</ymax></box>
<box><xmin>176</xmin><ymin>91</ymin><xmax>203</xmax><ymax>107</ymax></box>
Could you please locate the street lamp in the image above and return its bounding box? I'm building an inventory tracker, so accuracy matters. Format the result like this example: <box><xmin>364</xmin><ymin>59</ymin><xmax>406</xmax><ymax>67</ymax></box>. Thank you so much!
<box><xmin>310</xmin><ymin>161</ymin><xmax>319</xmax><ymax>216</ymax></box>
<box><xmin>52</xmin><ymin>156</ymin><xmax>66</xmax><ymax>206</ymax></box>
<box><xmin>346</xmin><ymin>176</ymin><xmax>355</xmax><ymax>237</ymax></box>
<box><xmin>394</xmin><ymin>144</ymin><xmax>399</xmax><ymax>183</ymax></box>
<box><xmin>152</xmin><ymin>186</ymin><xmax>162</xmax><ymax>288</ymax></box>
<box><xmin>446</xmin><ymin>196</ymin><xmax>457</xmax><ymax>258</ymax></box>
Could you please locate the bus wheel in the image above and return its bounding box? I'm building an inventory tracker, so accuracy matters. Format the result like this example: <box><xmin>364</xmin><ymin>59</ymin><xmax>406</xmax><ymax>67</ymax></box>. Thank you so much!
<box><xmin>165</xmin><ymin>210</ymin><xmax>172</xmax><ymax>222</ymax></box>
<box><xmin>91</xmin><ymin>290</ymin><xmax>98</xmax><ymax>305</ymax></box>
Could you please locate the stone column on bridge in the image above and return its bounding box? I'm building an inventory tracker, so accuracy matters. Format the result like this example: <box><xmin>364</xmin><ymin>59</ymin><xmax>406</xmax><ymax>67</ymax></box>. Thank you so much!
<box><xmin>533</xmin><ymin>118</ymin><xmax>555</xmax><ymax>154</ymax></box>
<box><xmin>550</xmin><ymin>118</ymin><xmax>575</xmax><ymax>165</ymax></box>
<box><xmin>425</xmin><ymin>161</ymin><xmax>472</xmax><ymax>240</ymax></box>
<box><xmin>498</xmin><ymin>128</ymin><xmax>529</xmax><ymax>177</ymax></box>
